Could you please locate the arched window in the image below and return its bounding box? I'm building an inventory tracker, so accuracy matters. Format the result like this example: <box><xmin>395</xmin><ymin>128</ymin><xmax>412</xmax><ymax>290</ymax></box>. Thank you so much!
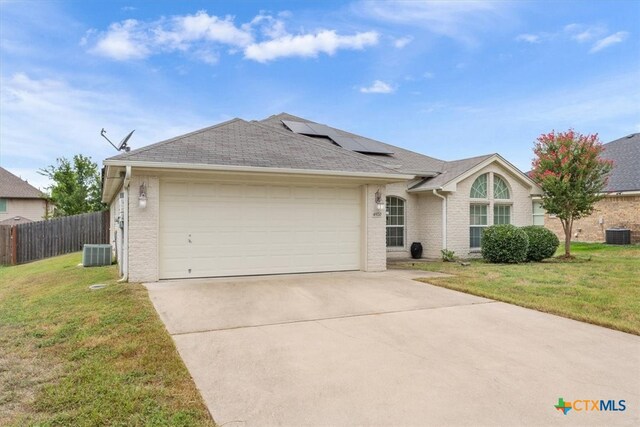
<box><xmin>493</xmin><ymin>176</ymin><xmax>510</xmax><ymax>199</ymax></box>
<box><xmin>386</xmin><ymin>196</ymin><xmax>405</xmax><ymax>248</ymax></box>
<box><xmin>469</xmin><ymin>173</ymin><xmax>513</xmax><ymax>248</ymax></box>
<box><xmin>470</xmin><ymin>173</ymin><xmax>488</xmax><ymax>198</ymax></box>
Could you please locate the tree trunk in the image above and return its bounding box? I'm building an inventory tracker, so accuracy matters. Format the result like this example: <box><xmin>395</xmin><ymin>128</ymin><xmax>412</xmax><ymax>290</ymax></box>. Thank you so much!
<box><xmin>564</xmin><ymin>218</ymin><xmax>573</xmax><ymax>257</ymax></box>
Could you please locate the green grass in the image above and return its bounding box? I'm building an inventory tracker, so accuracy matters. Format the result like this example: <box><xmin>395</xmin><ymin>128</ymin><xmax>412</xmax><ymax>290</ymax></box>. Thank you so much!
<box><xmin>398</xmin><ymin>243</ymin><xmax>640</xmax><ymax>335</ymax></box>
<box><xmin>0</xmin><ymin>253</ymin><xmax>214</xmax><ymax>426</ymax></box>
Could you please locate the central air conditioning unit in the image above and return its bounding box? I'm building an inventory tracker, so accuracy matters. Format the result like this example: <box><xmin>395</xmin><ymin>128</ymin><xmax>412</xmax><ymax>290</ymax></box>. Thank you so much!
<box><xmin>83</xmin><ymin>244</ymin><xmax>113</xmax><ymax>267</ymax></box>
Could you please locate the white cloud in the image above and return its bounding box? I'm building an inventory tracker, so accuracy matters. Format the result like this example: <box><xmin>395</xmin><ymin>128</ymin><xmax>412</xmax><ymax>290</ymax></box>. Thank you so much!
<box><xmin>156</xmin><ymin>11</ymin><xmax>253</xmax><ymax>49</ymax></box>
<box><xmin>91</xmin><ymin>19</ymin><xmax>150</xmax><ymax>60</ymax></box>
<box><xmin>589</xmin><ymin>31</ymin><xmax>629</xmax><ymax>53</ymax></box>
<box><xmin>516</xmin><ymin>33</ymin><xmax>540</xmax><ymax>43</ymax></box>
<box><xmin>564</xmin><ymin>23</ymin><xmax>606</xmax><ymax>42</ymax></box>
<box><xmin>355</xmin><ymin>0</ymin><xmax>514</xmax><ymax>45</ymax></box>
<box><xmin>85</xmin><ymin>11</ymin><xmax>379</xmax><ymax>63</ymax></box>
<box><xmin>359</xmin><ymin>80</ymin><xmax>394</xmax><ymax>94</ymax></box>
<box><xmin>393</xmin><ymin>36</ymin><xmax>413</xmax><ymax>48</ymax></box>
<box><xmin>423</xmin><ymin>71</ymin><xmax>435</xmax><ymax>79</ymax></box>
<box><xmin>0</xmin><ymin>73</ymin><xmax>209</xmax><ymax>189</ymax></box>
<box><xmin>244</xmin><ymin>30</ymin><xmax>378</xmax><ymax>62</ymax></box>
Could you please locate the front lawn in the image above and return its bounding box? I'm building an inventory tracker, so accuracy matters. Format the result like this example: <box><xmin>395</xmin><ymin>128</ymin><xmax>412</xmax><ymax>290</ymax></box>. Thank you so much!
<box><xmin>399</xmin><ymin>243</ymin><xmax>640</xmax><ymax>335</ymax></box>
<box><xmin>0</xmin><ymin>253</ymin><xmax>214</xmax><ymax>426</ymax></box>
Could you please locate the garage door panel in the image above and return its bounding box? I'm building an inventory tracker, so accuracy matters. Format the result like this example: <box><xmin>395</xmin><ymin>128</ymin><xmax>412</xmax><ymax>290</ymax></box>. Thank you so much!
<box><xmin>159</xmin><ymin>181</ymin><xmax>362</xmax><ymax>279</ymax></box>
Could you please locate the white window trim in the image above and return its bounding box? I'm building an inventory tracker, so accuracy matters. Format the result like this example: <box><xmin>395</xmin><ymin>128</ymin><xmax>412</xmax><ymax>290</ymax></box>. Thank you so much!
<box><xmin>386</xmin><ymin>196</ymin><xmax>406</xmax><ymax>249</ymax></box>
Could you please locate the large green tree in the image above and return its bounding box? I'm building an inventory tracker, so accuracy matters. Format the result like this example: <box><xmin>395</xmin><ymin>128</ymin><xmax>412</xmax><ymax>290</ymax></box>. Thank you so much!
<box><xmin>39</xmin><ymin>154</ymin><xmax>105</xmax><ymax>217</ymax></box>
<box><xmin>531</xmin><ymin>130</ymin><xmax>612</xmax><ymax>257</ymax></box>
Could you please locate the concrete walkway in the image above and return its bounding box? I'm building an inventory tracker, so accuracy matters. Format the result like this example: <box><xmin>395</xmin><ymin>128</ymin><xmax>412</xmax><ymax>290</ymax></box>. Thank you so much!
<box><xmin>145</xmin><ymin>270</ymin><xmax>640</xmax><ymax>426</ymax></box>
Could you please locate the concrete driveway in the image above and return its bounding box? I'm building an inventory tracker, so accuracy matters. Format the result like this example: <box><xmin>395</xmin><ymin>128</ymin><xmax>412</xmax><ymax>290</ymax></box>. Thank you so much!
<box><xmin>145</xmin><ymin>270</ymin><xmax>640</xmax><ymax>426</ymax></box>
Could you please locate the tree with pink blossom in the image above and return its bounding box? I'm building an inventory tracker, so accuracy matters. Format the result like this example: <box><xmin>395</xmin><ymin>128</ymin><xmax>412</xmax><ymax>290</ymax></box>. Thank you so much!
<box><xmin>531</xmin><ymin>130</ymin><xmax>613</xmax><ymax>257</ymax></box>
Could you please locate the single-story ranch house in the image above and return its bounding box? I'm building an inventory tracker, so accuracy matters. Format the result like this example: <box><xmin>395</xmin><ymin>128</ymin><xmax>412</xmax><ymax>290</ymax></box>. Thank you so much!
<box><xmin>102</xmin><ymin>113</ymin><xmax>542</xmax><ymax>282</ymax></box>
<box><xmin>544</xmin><ymin>132</ymin><xmax>639</xmax><ymax>243</ymax></box>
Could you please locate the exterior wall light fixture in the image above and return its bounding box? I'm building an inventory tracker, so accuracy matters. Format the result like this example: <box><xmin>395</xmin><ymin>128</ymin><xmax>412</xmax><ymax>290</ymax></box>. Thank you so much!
<box><xmin>138</xmin><ymin>182</ymin><xmax>147</xmax><ymax>209</ymax></box>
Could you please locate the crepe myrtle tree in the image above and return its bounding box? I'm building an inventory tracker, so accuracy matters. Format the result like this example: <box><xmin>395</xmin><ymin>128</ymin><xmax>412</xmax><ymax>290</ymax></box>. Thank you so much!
<box><xmin>531</xmin><ymin>130</ymin><xmax>612</xmax><ymax>257</ymax></box>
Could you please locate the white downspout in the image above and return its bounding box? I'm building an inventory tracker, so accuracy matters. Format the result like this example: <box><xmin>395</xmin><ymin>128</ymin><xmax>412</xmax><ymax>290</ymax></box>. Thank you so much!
<box><xmin>118</xmin><ymin>165</ymin><xmax>131</xmax><ymax>282</ymax></box>
<box><xmin>433</xmin><ymin>189</ymin><xmax>447</xmax><ymax>250</ymax></box>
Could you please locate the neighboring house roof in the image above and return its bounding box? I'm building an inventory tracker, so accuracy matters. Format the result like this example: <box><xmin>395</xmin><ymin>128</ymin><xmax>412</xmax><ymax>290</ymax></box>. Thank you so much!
<box><xmin>0</xmin><ymin>215</ymin><xmax>33</xmax><ymax>225</ymax></box>
<box><xmin>0</xmin><ymin>167</ymin><xmax>45</xmax><ymax>199</ymax></box>
<box><xmin>601</xmin><ymin>133</ymin><xmax>640</xmax><ymax>193</ymax></box>
<box><xmin>106</xmin><ymin>118</ymin><xmax>403</xmax><ymax>176</ymax></box>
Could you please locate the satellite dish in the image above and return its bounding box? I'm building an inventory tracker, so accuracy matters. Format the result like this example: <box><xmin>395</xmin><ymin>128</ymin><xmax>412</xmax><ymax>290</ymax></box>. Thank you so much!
<box><xmin>101</xmin><ymin>128</ymin><xmax>134</xmax><ymax>152</ymax></box>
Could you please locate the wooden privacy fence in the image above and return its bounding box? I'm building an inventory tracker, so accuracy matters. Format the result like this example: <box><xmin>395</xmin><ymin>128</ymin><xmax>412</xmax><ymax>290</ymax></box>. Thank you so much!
<box><xmin>0</xmin><ymin>211</ymin><xmax>109</xmax><ymax>265</ymax></box>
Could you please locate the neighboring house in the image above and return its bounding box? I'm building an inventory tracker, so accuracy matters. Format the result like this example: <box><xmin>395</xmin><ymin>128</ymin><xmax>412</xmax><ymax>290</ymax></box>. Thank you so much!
<box><xmin>544</xmin><ymin>133</ymin><xmax>640</xmax><ymax>243</ymax></box>
<box><xmin>0</xmin><ymin>167</ymin><xmax>49</xmax><ymax>223</ymax></box>
<box><xmin>102</xmin><ymin>113</ymin><xmax>541</xmax><ymax>282</ymax></box>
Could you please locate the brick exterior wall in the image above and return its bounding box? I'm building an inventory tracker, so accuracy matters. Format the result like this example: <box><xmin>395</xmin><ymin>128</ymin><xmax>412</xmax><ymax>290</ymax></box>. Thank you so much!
<box><xmin>544</xmin><ymin>195</ymin><xmax>640</xmax><ymax>243</ymax></box>
<box><xmin>127</xmin><ymin>174</ymin><xmax>160</xmax><ymax>282</ymax></box>
<box><xmin>364</xmin><ymin>184</ymin><xmax>388</xmax><ymax>271</ymax></box>
<box><xmin>444</xmin><ymin>163</ymin><xmax>534</xmax><ymax>258</ymax></box>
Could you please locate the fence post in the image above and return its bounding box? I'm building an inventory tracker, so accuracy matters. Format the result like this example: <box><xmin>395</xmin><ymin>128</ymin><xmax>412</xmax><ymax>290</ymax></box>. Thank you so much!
<box><xmin>11</xmin><ymin>225</ymin><xmax>17</xmax><ymax>265</ymax></box>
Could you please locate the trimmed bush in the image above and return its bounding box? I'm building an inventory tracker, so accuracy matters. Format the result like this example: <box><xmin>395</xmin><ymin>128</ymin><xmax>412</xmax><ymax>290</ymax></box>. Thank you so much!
<box><xmin>481</xmin><ymin>224</ymin><xmax>529</xmax><ymax>263</ymax></box>
<box><xmin>522</xmin><ymin>226</ymin><xmax>560</xmax><ymax>261</ymax></box>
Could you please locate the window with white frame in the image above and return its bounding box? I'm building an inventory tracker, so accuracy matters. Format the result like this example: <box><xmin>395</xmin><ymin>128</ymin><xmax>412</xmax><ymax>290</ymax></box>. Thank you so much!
<box><xmin>0</xmin><ymin>198</ymin><xmax>6</xmax><ymax>213</ymax></box>
<box><xmin>470</xmin><ymin>173</ymin><xmax>488</xmax><ymax>198</ymax></box>
<box><xmin>493</xmin><ymin>204</ymin><xmax>511</xmax><ymax>224</ymax></box>
<box><xmin>386</xmin><ymin>196</ymin><xmax>405</xmax><ymax>248</ymax></box>
<box><xmin>469</xmin><ymin>173</ymin><xmax>513</xmax><ymax>248</ymax></box>
<box><xmin>532</xmin><ymin>201</ymin><xmax>545</xmax><ymax>226</ymax></box>
<box><xmin>470</xmin><ymin>204</ymin><xmax>488</xmax><ymax>248</ymax></box>
<box><xmin>493</xmin><ymin>176</ymin><xmax>510</xmax><ymax>199</ymax></box>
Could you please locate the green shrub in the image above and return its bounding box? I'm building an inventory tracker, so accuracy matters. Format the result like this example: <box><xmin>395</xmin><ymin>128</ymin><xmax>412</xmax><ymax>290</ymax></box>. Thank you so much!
<box><xmin>441</xmin><ymin>249</ymin><xmax>456</xmax><ymax>262</ymax></box>
<box><xmin>521</xmin><ymin>226</ymin><xmax>560</xmax><ymax>261</ymax></box>
<box><xmin>481</xmin><ymin>224</ymin><xmax>529</xmax><ymax>263</ymax></box>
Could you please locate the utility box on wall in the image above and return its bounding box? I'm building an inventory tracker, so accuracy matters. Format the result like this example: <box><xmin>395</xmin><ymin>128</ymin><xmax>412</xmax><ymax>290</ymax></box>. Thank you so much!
<box><xmin>83</xmin><ymin>244</ymin><xmax>113</xmax><ymax>266</ymax></box>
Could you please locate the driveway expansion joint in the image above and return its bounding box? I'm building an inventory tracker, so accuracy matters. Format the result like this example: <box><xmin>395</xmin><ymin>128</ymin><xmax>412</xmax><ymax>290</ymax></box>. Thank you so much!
<box><xmin>170</xmin><ymin>300</ymin><xmax>497</xmax><ymax>336</ymax></box>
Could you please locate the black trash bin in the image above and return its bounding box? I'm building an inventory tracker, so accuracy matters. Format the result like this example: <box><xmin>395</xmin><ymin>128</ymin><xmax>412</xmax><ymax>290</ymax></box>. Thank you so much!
<box><xmin>410</xmin><ymin>242</ymin><xmax>423</xmax><ymax>259</ymax></box>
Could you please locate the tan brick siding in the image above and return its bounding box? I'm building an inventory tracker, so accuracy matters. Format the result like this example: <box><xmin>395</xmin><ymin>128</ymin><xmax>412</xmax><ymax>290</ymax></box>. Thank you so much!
<box><xmin>446</xmin><ymin>164</ymin><xmax>534</xmax><ymax>258</ymax></box>
<box><xmin>128</xmin><ymin>174</ymin><xmax>160</xmax><ymax>282</ymax></box>
<box><xmin>364</xmin><ymin>184</ymin><xmax>388</xmax><ymax>271</ymax></box>
<box><xmin>0</xmin><ymin>198</ymin><xmax>48</xmax><ymax>222</ymax></box>
<box><xmin>545</xmin><ymin>195</ymin><xmax>640</xmax><ymax>243</ymax></box>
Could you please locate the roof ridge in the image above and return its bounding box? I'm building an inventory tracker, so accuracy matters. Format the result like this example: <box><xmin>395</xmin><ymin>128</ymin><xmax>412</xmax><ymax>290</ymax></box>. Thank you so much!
<box><xmin>107</xmin><ymin>118</ymin><xmax>244</xmax><ymax>161</ymax></box>
<box><xmin>249</xmin><ymin>120</ymin><xmax>404</xmax><ymax>175</ymax></box>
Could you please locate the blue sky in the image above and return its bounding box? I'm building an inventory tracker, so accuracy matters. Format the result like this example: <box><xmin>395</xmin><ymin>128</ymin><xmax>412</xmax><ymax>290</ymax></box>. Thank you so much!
<box><xmin>1</xmin><ymin>0</ymin><xmax>639</xmax><ymax>190</ymax></box>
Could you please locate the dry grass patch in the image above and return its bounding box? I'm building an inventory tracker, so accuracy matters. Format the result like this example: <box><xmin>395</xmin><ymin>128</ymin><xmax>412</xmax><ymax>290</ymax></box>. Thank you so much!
<box><xmin>0</xmin><ymin>253</ymin><xmax>214</xmax><ymax>426</ymax></box>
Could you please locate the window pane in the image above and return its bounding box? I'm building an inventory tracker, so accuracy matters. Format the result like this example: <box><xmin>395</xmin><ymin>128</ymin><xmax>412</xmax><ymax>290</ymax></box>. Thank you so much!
<box><xmin>494</xmin><ymin>205</ymin><xmax>511</xmax><ymax>225</ymax></box>
<box><xmin>470</xmin><ymin>227</ymin><xmax>483</xmax><ymax>248</ymax></box>
<box><xmin>470</xmin><ymin>174</ymin><xmax>488</xmax><ymax>198</ymax></box>
<box><xmin>386</xmin><ymin>196</ymin><xmax>405</xmax><ymax>247</ymax></box>
<box><xmin>470</xmin><ymin>204</ymin><xmax>488</xmax><ymax>225</ymax></box>
<box><xmin>533</xmin><ymin>214</ymin><xmax>545</xmax><ymax>226</ymax></box>
<box><xmin>0</xmin><ymin>198</ymin><xmax>6</xmax><ymax>212</ymax></box>
<box><xmin>532</xmin><ymin>201</ymin><xmax>545</xmax><ymax>214</ymax></box>
<box><xmin>494</xmin><ymin>176</ymin><xmax>510</xmax><ymax>199</ymax></box>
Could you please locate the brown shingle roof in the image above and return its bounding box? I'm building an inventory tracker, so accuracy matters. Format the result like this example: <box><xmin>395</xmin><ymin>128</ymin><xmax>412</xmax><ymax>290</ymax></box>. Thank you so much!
<box><xmin>0</xmin><ymin>167</ymin><xmax>45</xmax><ymax>199</ymax></box>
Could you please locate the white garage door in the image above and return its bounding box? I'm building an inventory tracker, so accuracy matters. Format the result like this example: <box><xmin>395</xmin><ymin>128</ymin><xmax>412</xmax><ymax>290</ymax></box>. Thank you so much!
<box><xmin>159</xmin><ymin>180</ymin><xmax>362</xmax><ymax>279</ymax></box>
